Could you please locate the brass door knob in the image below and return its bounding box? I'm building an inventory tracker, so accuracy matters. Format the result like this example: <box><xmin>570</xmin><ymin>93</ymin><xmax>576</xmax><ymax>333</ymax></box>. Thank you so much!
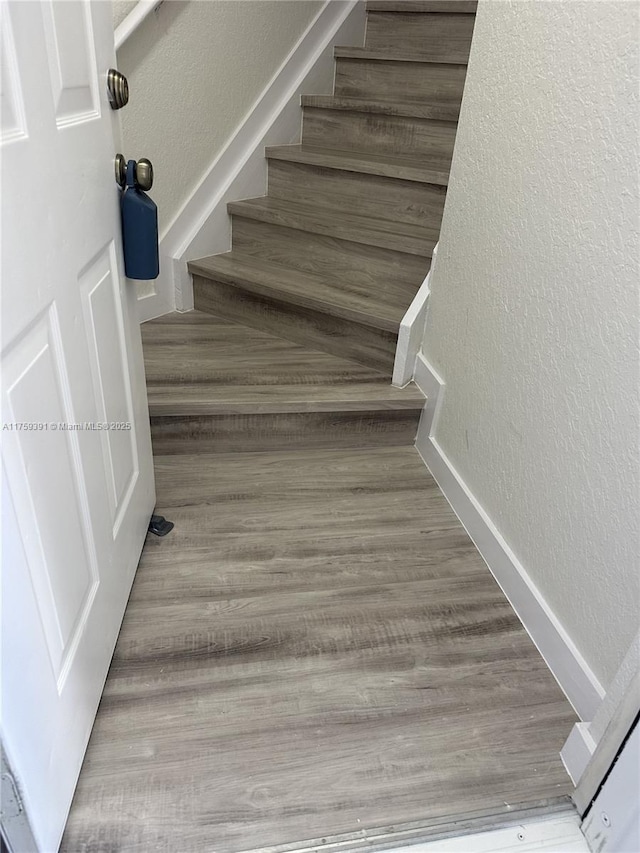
<box><xmin>115</xmin><ymin>154</ymin><xmax>154</xmax><ymax>192</ymax></box>
<box><xmin>107</xmin><ymin>68</ymin><xmax>129</xmax><ymax>110</ymax></box>
<box><xmin>136</xmin><ymin>159</ymin><xmax>153</xmax><ymax>192</ymax></box>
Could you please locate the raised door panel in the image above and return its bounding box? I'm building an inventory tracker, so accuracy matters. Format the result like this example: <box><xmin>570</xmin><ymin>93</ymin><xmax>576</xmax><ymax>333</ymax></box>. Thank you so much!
<box><xmin>80</xmin><ymin>242</ymin><xmax>139</xmax><ymax>535</ymax></box>
<box><xmin>41</xmin><ymin>0</ymin><xmax>99</xmax><ymax>127</ymax></box>
<box><xmin>0</xmin><ymin>3</ymin><xmax>27</xmax><ymax>144</ymax></box>
<box><xmin>1</xmin><ymin>307</ymin><xmax>99</xmax><ymax>686</ymax></box>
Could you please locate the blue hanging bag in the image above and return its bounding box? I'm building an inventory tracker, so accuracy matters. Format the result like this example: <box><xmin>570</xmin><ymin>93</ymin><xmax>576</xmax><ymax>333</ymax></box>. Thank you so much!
<box><xmin>121</xmin><ymin>159</ymin><xmax>159</xmax><ymax>280</ymax></box>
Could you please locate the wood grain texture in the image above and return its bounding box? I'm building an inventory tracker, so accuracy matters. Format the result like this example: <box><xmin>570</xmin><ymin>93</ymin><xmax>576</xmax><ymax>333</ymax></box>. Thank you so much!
<box><xmin>62</xmin><ymin>447</ymin><xmax>575</xmax><ymax>853</ymax></box>
<box><xmin>149</xmin><ymin>410</ymin><xmax>422</xmax><ymax>454</ymax></box>
<box><xmin>334</xmin><ymin>45</ymin><xmax>468</xmax><ymax>65</ymax></box>
<box><xmin>189</xmin><ymin>252</ymin><xmax>421</xmax><ymax>332</ymax></box>
<box><xmin>366</xmin><ymin>1</ymin><xmax>478</xmax><ymax>11</ymax></box>
<box><xmin>334</xmin><ymin>56</ymin><xmax>467</xmax><ymax>106</ymax></box>
<box><xmin>267</xmin><ymin>158</ymin><xmax>447</xmax><ymax>230</ymax></box>
<box><xmin>142</xmin><ymin>311</ymin><xmax>424</xmax><ymax>417</ymax></box>
<box><xmin>231</xmin><ymin>220</ymin><xmax>429</xmax><ymax>293</ymax></box>
<box><xmin>142</xmin><ymin>312</ymin><xmax>423</xmax><ymax>451</ymax></box>
<box><xmin>229</xmin><ymin>195</ymin><xmax>437</xmax><ymax>257</ymax></box>
<box><xmin>302</xmin><ymin>107</ymin><xmax>457</xmax><ymax>164</ymax></box>
<box><xmin>300</xmin><ymin>93</ymin><xmax>461</xmax><ymax>121</ymax></box>
<box><xmin>365</xmin><ymin>12</ymin><xmax>475</xmax><ymax>63</ymax></box>
<box><xmin>266</xmin><ymin>144</ymin><xmax>451</xmax><ymax>186</ymax></box>
<box><xmin>193</xmin><ymin>275</ymin><xmax>398</xmax><ymax>373</ymax></box>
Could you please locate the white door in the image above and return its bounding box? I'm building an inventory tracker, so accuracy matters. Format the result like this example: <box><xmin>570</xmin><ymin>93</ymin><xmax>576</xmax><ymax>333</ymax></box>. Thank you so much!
<box><xmin>0</xmin><ymin>1</ymin><xmax>155</xmax><ymax>850</ymax></box>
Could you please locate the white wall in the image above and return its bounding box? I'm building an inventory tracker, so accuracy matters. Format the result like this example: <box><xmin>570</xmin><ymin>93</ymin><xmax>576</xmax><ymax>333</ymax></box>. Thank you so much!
<box><xmin>115</xmin><ymin>0</ymin><xmax>322</xmax><ymax>232</ymax></box>
<box><xmin>113</xmin><ymin>0</ymin><xmax>137</xmax><ymax>28</ymax></box>
<box><xmin>421</xmin><ymin>0</ymin><xmax>639</xmax><ymax>689</ymax></box>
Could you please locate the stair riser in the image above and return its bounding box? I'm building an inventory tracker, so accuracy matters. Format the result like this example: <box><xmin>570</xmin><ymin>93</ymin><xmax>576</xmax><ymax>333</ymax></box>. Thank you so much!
<box><xmin>266</xmin><ymin>146</ymin><xmax>450</xmax><ymax>186</ymax></box>
<box><xmin>268</xmin><ymin>159</ymin><xmax>446</xmax><ymax>231</ymax></box>
<box><xmin>366</xmin><ymin>1</ymin><xmax>478</xmax><ymax>11</ymax></box>
<box><xmin>228</xmin><ymin>201</ymin><xmax>433</xmax><ymax>257</ymax></box>
<box><xmin>301</xmin><ymin>95</ymin><xmax>459</xmax><ymax>122</ymax></box>
<box><xmin>232</xmin><ymin>218</ymin><xmax>430</xmax><ymax>290</ymax></box>
<box><xmin>150</xmin><ymin>409</ymin><xmax>421</xmax><ymax>454</ymax></box>
<box><xmin>302</xmin><ymin>107</ymin><xmax>457</xmax><ymax>161</ymax></box>
<box><xmin>193</xmin><ymin>275</ymin><xmax>397</xmax><ymax>373</ymax></box>
<box><xmin>365</xmin><ymin>12</ymin><xmax>475</xmax><ymax>62</ymax></box>
<box><xmin>334</xmin><ymin>58</ymin><xmax>466</xmax><ymax>106</ymax></box>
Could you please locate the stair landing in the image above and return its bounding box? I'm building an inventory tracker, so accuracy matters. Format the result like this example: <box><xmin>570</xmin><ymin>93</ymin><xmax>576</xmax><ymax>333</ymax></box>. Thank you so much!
<box><xmin>141</xmin><ymin>311</ymin><xmax>424</xmax><ymax>454</ymax></box>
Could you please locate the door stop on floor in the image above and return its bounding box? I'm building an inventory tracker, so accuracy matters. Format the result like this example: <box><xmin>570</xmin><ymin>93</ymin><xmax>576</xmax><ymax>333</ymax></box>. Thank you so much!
<box><xmin>148</xmin><ymin>514</ymin><xmax>174</xmax><ymax>536</ymax></box>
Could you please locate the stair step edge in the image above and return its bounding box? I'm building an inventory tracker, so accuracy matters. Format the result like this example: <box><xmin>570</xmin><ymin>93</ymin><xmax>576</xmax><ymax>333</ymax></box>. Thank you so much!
<box><xmin>300</xmin><ymin>95</ymin><xmax>460</xmax><ymax>122</ymax></box>
<box><xmin>227</xmin><ymin>198</ymin><xmax>437</xmax><ymax>258</ymax></box>
<box><xmin>188</xmin><ymin>255</ymin><xmax>406</xmax><ymax>333</ymax></box>
<box><xmin>265</xmin><ymin>145</ymin><xmax>450</xmax><ymax>186</ymax></box>
<box><xmin>335</xmin><ymin>46</ymin><xmax>469</xmax><ymax>65</ymax></box>
<box><xmin>365</xmin><ymin>1</ymin><xmax>477</xmax><ymax>12</ymax></box>
<box><xmin>147</xmin><ymin>393</ymin><xmax>425</xmax><ymax>418</ymax></box>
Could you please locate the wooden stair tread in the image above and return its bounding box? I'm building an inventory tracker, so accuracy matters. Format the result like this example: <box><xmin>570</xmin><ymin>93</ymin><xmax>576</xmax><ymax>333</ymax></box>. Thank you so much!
<box><xmin>188</xmin><ymin>251</ymin><xmax>418</xmax><ymax>333</ymax></box>
<box><xmin>266</xmin><ymin>145</ymin><xmax>450</xmax><ymax>186</ymax></box>
<box><xmin>366</xmin><ymin>0</ymin><xmax>477</xmax><ymax>12</ymax></box>
<box><xmin>335</xmin><ymin>46</ymin><xmax>469</xmax><ymax>66</ymax></box>
<box><xmin>228</xmin><ymin>196</ymin><xmax>438</xmax><ymax>257</ymax></box>
<box><xmin>142</xmin><ymin>311</ymin><xmax>424</xmax><ymax>416</ymax></box>
<box><xmin>301</xmin><ymin>94</ymin><xmax>460</xmax><ymax>122</ymax></box>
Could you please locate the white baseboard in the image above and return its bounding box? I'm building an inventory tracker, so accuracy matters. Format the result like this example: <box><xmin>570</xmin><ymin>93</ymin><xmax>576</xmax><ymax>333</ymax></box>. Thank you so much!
<box><xmin>561</xmin><ymin>722</ymin><xmax>597</xmax><ymax>785</ymax></box>
<box><xmin>140</xmin><ymin>0</ymin><xmax>365</xmax><ymax>322</ymax></box>
<box><xmin>413</xmin><ymin>351</ymin><xmax>605</xmax><ymax>722</ymax></box>
<box><xmin>393</xmin><ymin>243</ymin><xmax>438</xmax><ymax>388</ymax></box>
<box><xmin>135</xmin><ymin>274</ymin><xmax>175</xmax><ymax>324</ymax></box>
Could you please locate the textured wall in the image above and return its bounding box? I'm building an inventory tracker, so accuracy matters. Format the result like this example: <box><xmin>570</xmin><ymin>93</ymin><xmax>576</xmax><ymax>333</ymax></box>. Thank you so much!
<box><xmin>116</xmin><ymin>0</ymin><xmax>322</xmax><ymax>232</ymax></box>
<box><xmin>113</xmin><ymin>1</ymin><xmax>138</xmax><ymax>28</ymax></box>
<box><xmin>423</xmin><ymin>1</ymin><xmax>639</xmax><ymax>688</ymax></box>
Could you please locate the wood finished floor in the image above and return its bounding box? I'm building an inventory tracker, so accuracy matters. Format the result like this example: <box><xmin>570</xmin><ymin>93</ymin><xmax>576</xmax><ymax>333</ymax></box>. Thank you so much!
<box><xmin>141</xmin><ymin>311</ymin><xmax>424</xmax><ymax>416</ymax></box>
<box><xmin>62</xmin><ymin>447</ymin><xmax>576</xmax><ymax>853</ymax></box>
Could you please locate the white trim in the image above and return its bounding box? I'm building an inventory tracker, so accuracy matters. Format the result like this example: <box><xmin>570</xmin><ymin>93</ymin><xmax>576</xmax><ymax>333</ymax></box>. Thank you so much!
<box><xmin>581</xmin><ymin>721</ymin><xmax>640</xmax><ymax>851</ymax></box>
<box><xmin>114</xmin><ymin>1</ymin><xmax>158</xmax><ymax>52</ymax></box>
<box><xmin>135</xmin><ymin>277</ymin><xmax>174</xmax><ymax>324</ymax></box>
<box><xmin>413</xmin><ymin>351</ymin><xmax>605</xmax><ymax>722</ymax></box>
<box><xmin>571</xmin><ymin>637</ymin><xmax>640</xmax><ymax>813</ymax></box>
<box><xmin>393</xmin><ymin>243</ymin><xmax>438</xmax><ymax>388</ymax></box>
<box><xmin>561</xmin><ymin>723</ymin><xmax>597</xmax><ymax>785</ymax></box>
<box><xmin>143</xmin><ymin>0</ymin><xmax>365</xmax><ymax>321</ymax></box>
<box><xmin>391</xmin><ymin>814</ymin><xmax>589</xmax><ymax>853</ymax></box>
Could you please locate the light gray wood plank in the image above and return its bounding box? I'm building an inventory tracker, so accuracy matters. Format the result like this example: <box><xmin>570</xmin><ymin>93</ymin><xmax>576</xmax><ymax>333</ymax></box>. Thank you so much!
<box><xmin>142</xmin><ymin>312</ymin><xmax>424</xmax><ymax>417</ymax></box>
<box><xmin>334</xmin><ymin>45</ymin><xmax>468</xmax><ymax>65</ymax></box>
<box><xmin>366</xmin><ymin>1</ymin><xmax>477</xmax><ymax>11</ymax></box>
<box><xmin>302</xmin><ymin>107</ymin><xmax>457</xmax><ymax>163</ymax></box>
<box><xmin>266</xmin><ymin>145</ymin><xmax>451</xmax><ymax>185</ymax></box>
<box><xmin>231</xmin><ymin>218</ymin><xmax>430</xmax><ymax>290</ymax></box>
<box><xmin>189</xmin><ymin>252</ymin><xmax>420</xmax><ymax>333</ymax></box>
<box><xmin>267</xmin><ymin>158</ymin><xmax>446</xmax><ymax>231</ymax></box>
<box><xmin>334</xmin><ymin>57</ymin><xmax>466</xmax><ymax>107</ymax></box>
<box><xmin>229</xmin><ymin>195</ymin><xmax>437</xmax><ymax>257</ymax></box>
<box><xmin>149</xmin><ymin>409</ymin><xmax>422</xmax><ymax>454</ymax></box>
<box><xmin>301</xmin><ymin>93</ymin><xmax>461</xmax><ymax>122</ymax></box>
<box><xmin>365</xmin><ymin>12</ymin><xmax>475</xmax><ymax>63</ymax></box>
<box><xmin>62</xmin><ymin>447</ymin><xmax>576</xmax><ymax>853</ymax></box>
<box><xmin>193</xmin><ymin>274</ymin><xmax>398</xmax><ymax>372</ymax></box>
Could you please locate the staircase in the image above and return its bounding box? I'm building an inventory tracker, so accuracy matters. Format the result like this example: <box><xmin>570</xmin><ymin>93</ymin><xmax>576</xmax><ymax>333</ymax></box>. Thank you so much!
<box><xmin>64</xmin><ymin>8</ymin><xmax>583</xmax><ymax>847</ymax></box>
<box><xmin>143</xmin><ymin>0</ymin><xmax>477</xmax><ymax>453</ymax></box>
